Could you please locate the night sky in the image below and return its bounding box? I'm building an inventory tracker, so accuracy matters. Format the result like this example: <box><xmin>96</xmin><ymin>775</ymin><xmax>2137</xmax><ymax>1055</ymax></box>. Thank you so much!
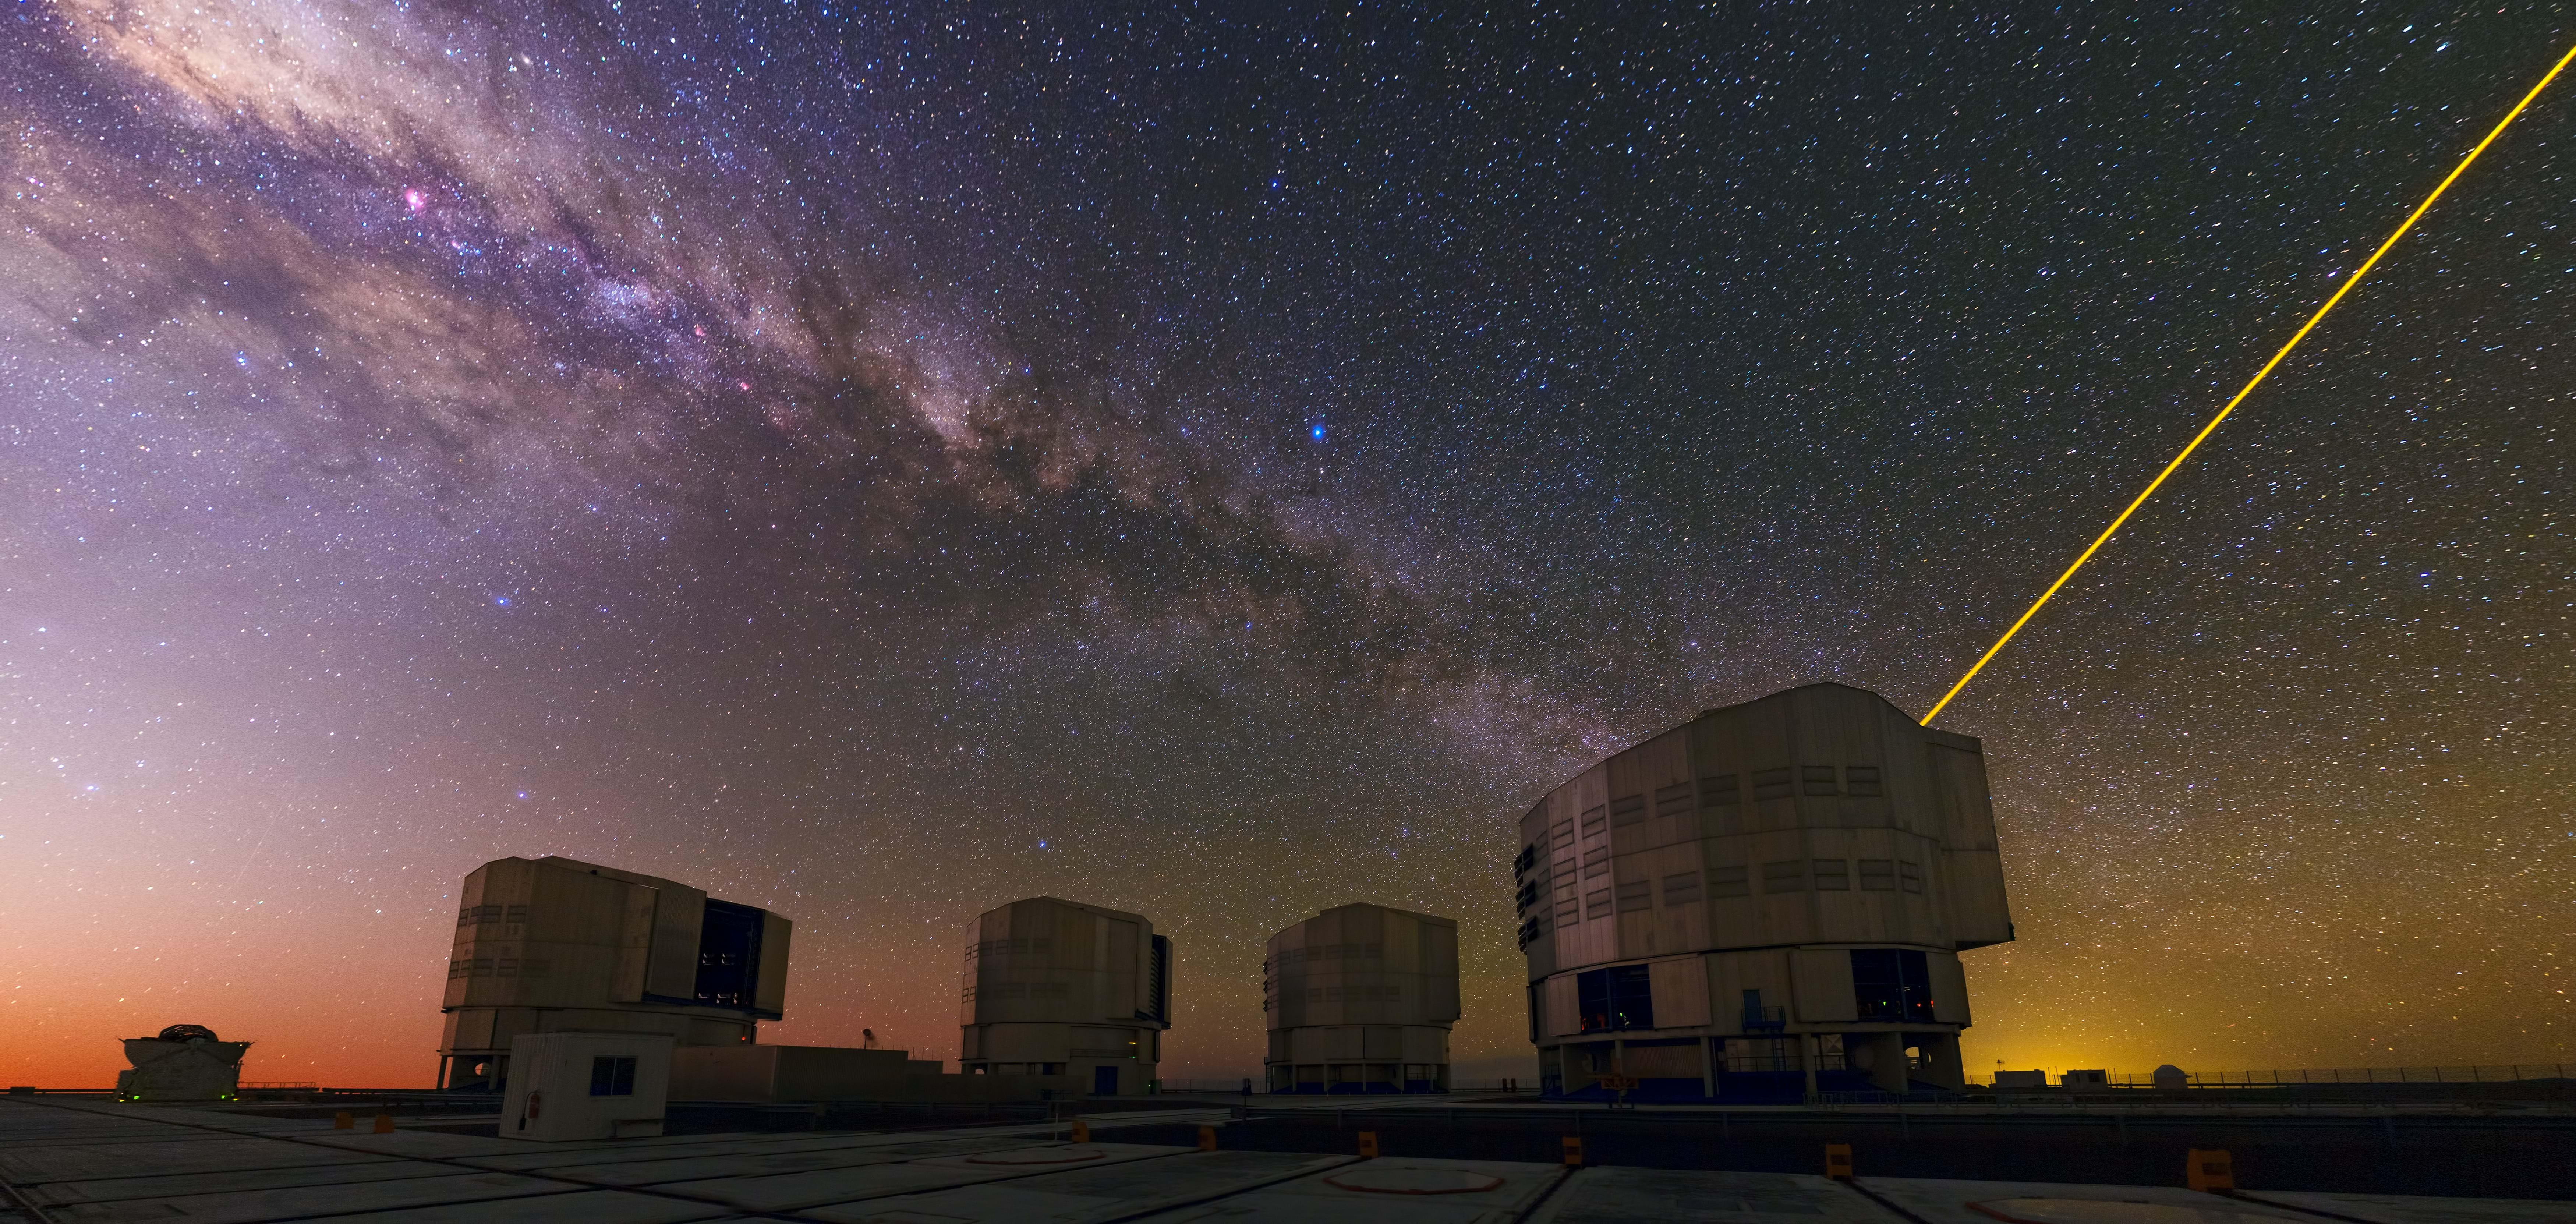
<box><xmin>3</xmin><ymin>3</ymin><xmax>2569</xmax><ymax>1088</ymax></box>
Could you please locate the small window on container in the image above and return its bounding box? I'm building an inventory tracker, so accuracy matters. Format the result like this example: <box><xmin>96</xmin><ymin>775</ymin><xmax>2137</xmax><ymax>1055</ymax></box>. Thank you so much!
<box><xmin>1615</xmin><ymin>880</ymin><xmax>1652</xmax><ymax>912</ymax></box>
<box><xmin>1812</xmin><ymin>859</ymin><xmax>1850</xmax><ymax>891</ymax></box>
<box><xmin>1858</xmin><ymin>859</ymin><xmax>1896</xmax><ymax>891</ymax></box>
<box><xmin>1802</xmin><ymin>765</ymin><xmax>1839</xmax><ymax>796</ymax></box>
<box><xmin>1899</xmin><ymin>860</ymin><xmax>1924</xmax><ymax>893</ymax></box>
<box><xmin>1844</xmin><ymin>766</ymin><xmax>1882</xmax><ymax>797</ymax></box>
<box><xmin>1762</xmin><ymin>860</ymin><xmax>1807</xmax><ymax>893</ymax></box>
<box><xmin>590</xmin><ymin>1056</ymin><xmax>637</xmax><ymax>1097</ymax></box>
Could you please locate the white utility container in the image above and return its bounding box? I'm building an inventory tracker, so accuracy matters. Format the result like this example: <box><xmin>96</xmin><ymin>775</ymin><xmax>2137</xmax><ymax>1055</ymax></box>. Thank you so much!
<box><xmin>500</xmin><ymin>1031</ymin><xmax>672</xmax><ymax>1142</ymax></box>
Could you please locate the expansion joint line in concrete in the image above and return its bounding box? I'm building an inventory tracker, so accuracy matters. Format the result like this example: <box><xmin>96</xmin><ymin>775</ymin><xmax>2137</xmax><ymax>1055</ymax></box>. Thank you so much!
<box><xmin>0</xmin><ymin>1154</ymin><xmax>64</xmax><ymax>1224</ymax></box>
<box><xmin>7</xmin><ymin>1096</ymin><xmax>800</xmax><ymax>1224</ymax></box>
<box><xmin>1503</xmin><ymin>1164</ymin><xmax>1578</xmax><ymax>1224</ymax></box>
<box><xmin>2214</xmin><ymin>1189</ymin><xmax>2409</xmax><ymax>1224</ymax></box>
<box><xmin>0</xmin><ymin>1096</ymin><xmax>1111</xmax><ymax>1224</ymax></box>
<box><xmin>1080</xmin><ymin>1150</ymin><xmax>1365</xmax><ymax>1224</ymax></box>
<box><xmin>1920</xmin><ymin>36</ymin><xmax>2576</xmax><ymax>728</ymax></box>
<box><xmin>1841</xmin><ymin>1177</ymin><xmax>1937</xmax><ymax>1224</ymax></box>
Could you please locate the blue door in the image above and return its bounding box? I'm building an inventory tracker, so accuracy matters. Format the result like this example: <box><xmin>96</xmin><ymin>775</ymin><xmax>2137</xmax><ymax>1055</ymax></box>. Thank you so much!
<box><xmin>1093</xmin><ymin>1065</ymin><xmax>1119</xmax><ymax>1096</ymax></box>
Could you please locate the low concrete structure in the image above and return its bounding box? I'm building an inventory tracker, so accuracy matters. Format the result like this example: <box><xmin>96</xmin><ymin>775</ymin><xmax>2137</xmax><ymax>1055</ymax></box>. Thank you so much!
<box><xmin>439</xmin><ymin>856</ymin><xmax>794</xmax><ymax>1093</ymax></box>
<box><xmin>1262</xmin><ymin>903</ymin><xmax>1461</xmax><ymax>1093</ymax></box>
<box><xmin>958</xmin><ymin>897</ymin><xmax>1172</xmax><ymax>1096</ymax></box>
<box><xmin>115</xmin><ymin>1025</ymin><xmax>249</xmax><ymax>1103</ymax></box>
<box><xmin>499</xmin><ymin>1031</ymin><xmax>672</xmax><ymax>1142</ymax></box>
<box><xmin>670</xmin><ymin>1043</ymin><xmax>1060</xmax><ymax>1103</ymax></box>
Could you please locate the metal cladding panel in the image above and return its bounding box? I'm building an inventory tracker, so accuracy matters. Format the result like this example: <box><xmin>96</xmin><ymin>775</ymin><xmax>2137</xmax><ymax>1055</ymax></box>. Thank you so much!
<box><xmin>1604</xmin><ymin>747</ymin><xmax>1643</xmax><ymax>811</ymax></box>
<box><xmin>754</xmin><ymin>911</ymin><xmax>793</xmax><ymax>1017</ymax></box>
<box><xmin>1927</xmin><ymin>951</ymin><xmax>1972</xmax><ymax>1025</ymax></box>
<box><xmin>644</xmin><ymin>885</ymin><xmax>707</xmax><ymax>1001</ymax></box>
<box><xmin>1562</xmin><ymin>764</ymin><xmax>1616</xmax><ymax>970</ymax></box>
<box><xmin>509</xmin><ymin>862</ymin><xmax>637</xmax><ymax>1009</ymax></box>
<box><xmin>1543</xmin><ymin>973</ymin><xmax>1579</xmax><ymax>1038</ymax></box>
<box><xmin>449</xmin><ymin>857</ymin><xmax>638</xmax><ymax>1011</ymax></box>
<box><xmin>448</xmin><ymin>1009</ymin><xmax>495</xmax><ymax>1051</ymax></box>
<box><xmin>522</xmin><ymin>861</ymin><xmax>633</xmax><ymax>947</ymax></box>
<box><xmin>1058</xmin><ymin>902</ymin><xmax>1101</xmax><ymax>971</ymax></box>
<box><xmin>1647</xmin><ymin>955</ymin><xmax>1711</xmax><ymax>1027</ymax></box>
<box><xmin>1791</xmin><ymin>948</ymin><xmax>1858</xmax><ymax>1022</ymax></box>
<box><xmin>1107</xmin><ymin>919</ymin><xmax>1140</xmax><ymax>1021</ymax></box>
<box><xmin>1927</xmin><ymin>741</ymin><xmax>2002</xmax><ymax>852</ymax></box>
<box><xmin>1737</xmin><ymin>699</ymin><xmax>1794</xmax><ymax>793</ymax></box>
<box><xmin>1151</xmin><ymin>934</ymin><xmax>1174</xmax><ymax>1025</ymax></box>
<box><xmin>1926</xmin><ymin>742</ymin><xmax>2013</xmax><ymax>948</ymax></box>
<box><xmin>965</xmin><ymin>897</ymin><xmax>1161</xmax><ymax>1032</ymax></box>
<box><xmin>1637</xmin><ymin>728</ymin><xmax>1692</xmax><ymax>799</ymax></box>
<box><xmin>1419</xmin><ymin>917</ymin><xmax>1461</xmax><ymax>1022</ymax></box>
<box><xmin>444</xmin><ymin>863</ymin><xmax>493</xmax><ymax>1009</ymax></box>
<box><xmin>1267</xmin><ymin>903</ymin><xmax>1458</xmax><ymax>1033</ymax></box>
<box><xmin>1708</xmin><ymin>949</ymin><xmax>1791</xmax><ymax>1036</ymax></box>
<box><xmin>613</xmin><ymin>882</ymin><xmax>657</xmax><ymax>1002</ymax></box>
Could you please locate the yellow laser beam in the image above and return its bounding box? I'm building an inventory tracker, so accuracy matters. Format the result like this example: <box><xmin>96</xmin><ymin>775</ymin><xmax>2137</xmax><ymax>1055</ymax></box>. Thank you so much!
<box><xmin>1921</xmin><ymin>40</ymin><xmax>2576</xmax><ymax>728</ymax></box>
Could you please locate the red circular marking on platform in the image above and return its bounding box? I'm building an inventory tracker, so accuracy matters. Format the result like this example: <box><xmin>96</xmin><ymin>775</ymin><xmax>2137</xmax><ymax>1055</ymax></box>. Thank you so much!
<box><xmin>965</xmin><ymin>1146</ymin><xmax>1110</xmax><ymax>1165</ymax></box>
<box><xmin>1322</xmin><ymin>1167</ymin><xmax>1507</xmax><ymax>1195</ymax></box>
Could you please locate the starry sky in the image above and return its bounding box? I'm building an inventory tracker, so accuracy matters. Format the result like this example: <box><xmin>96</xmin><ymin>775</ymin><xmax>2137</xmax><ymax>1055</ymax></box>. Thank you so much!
<box><xmin>3</xmin><ymin>3</ymin><xmax>2570</xmax><ymax>1088</ymax></box>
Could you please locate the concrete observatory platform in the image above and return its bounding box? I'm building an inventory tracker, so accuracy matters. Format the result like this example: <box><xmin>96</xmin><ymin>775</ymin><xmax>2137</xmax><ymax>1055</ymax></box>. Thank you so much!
<box><xmin>1516</xmin><ymin>682</ymin><xmax>2013</xmax><ymax>1101</ymax></box>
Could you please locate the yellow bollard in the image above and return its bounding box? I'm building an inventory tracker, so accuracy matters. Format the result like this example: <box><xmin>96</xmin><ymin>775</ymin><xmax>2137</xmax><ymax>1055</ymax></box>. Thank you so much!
<box><xmin>1070</xmin><ymin>1120</ymin><xmax>1090</xmax><ymax>1144</ymax></box>
<box><xmin>2187</xmin><ymin>1148</ymin><xmax>2234</xmax><ymax>1192</ymax></box>
<box><xmin>1198</xmin><ymin>1125</ymin><xmax>1218</xmax><ymax>1152</ymax></box>
<box><xmin>332</xmin><ymin>1111</ymin><xmax>353</xmax><ymax>1130</ymax></box>
<box><xmin>372</xmin><ymin>1114</ymin><xmax>394</xmax><ymax>1135</ymax></box>
<box><xmin>1825</xmin><ymin>1143</ymin><xmax>1854</xmax><ymax>1179</ymax></box>
<box><xmin>1357</xmin><ymin>1130</ymin><xmax>1379</xmax><ymax>1158</ymax></box>
<box><xmin>1561</xmin><ymin>1136</ymin><xmax>1585</xmax><ymax>1167</ymax></box>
